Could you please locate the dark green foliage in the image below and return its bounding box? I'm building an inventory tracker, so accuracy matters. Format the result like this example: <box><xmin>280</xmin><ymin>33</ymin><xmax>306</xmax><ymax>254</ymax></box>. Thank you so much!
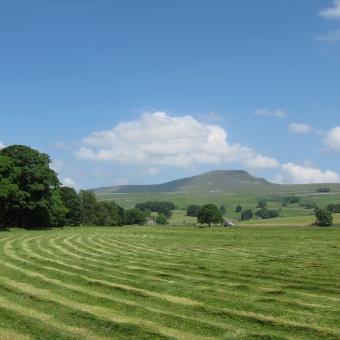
<box><xmin>326</xmin><ymin>203</ymin><xmax>340</xmax><ymax>213</ymax></box>
<box><xmin>269</xmin><ymin>210</ymin><xmax>279</xmax><ymax>218</ymax></box>
<box><xmin>255</xmin><ymin>208</ymin><xmax>279</xmax><ymax>219</ymax></box>
<box><xmin>157</xmin><ymin>206</ymin><xmax>173</xmax><ymax>218</ymax></box>
<box><xmin>197</xmin><ymin>204</ymin><xmax>223</xmax><ymax>227</ymax></box>
<box><xmin>79</xmin><ymin>191</ymin><xmax>125</xmax><ymax>226</ymax></box>
<box><xmin>285</xmin><ymin>196</ymin><xmax>300</xmax><ymax>204</ymax></box>
<box><xmin>235</xmin><ymin>205</ymin><xmax>242</xmax><ymax>212</ymax></box>
<box><xmin>124</xmin><ymin>208</ymin><xmax>146</xmax><ymax>225</ymax></box>
<box><xmin>219</xmin><ymin>205</ymin><xmax>226</xmax><ymax>215</ymax></box>
<box><xmin>156</xmin><ymin>213</ymin><xmax>168</xmax><ymax>225</ymax></box>
<box><xmin>257</xmin><ymin>201</ymin><xmax>267</xmax><ymax>209</ymax></box>
<box><xmin>299</xmin><ymin>201</ymin><xmax>318</xmax><ymax>209</ymax></box>
<box><xmin>241</xmin><ymin>209</ymin><xmax>253</xmax><ymax>221</ymax></box>
<box><xmin>187</xmin><ymin>204</ymin><xmax>201</xmax><ymax>217</ymax></box>
<box><xmin>60</xmin><ymin>186</ymin><xmax>81</xmax><ymax>225</ymax></box>
<box><xmin>79</xmin><ymin>190</ymin><xmax>98</xmax><ymax>225</ymax></box>
<box><xmin>281</xmin><ymin>202</ymin><xmax>288</xmax><ymax>207</ymax></box>
<box><xmin>0</xmin><ymin>145</ymin><xmax>63</xmax><ymax>228</ymax></box>
<box><xmin>315</xmin><ymin>209</ymin><xmax>333</xmax><ymax>226</ymax></box>
<box><xmin>316</xmin><ymin>188</ymin><xmax>330</xmax><ymax>192</ymax></box>
<box><xmin>255</xmin><ymin>208</ymin><xmax>269</xmax><ymax>219</ymax></box>
<box><xmin>135</xmin><ymin>201</ymin><xmax>176</xmax><ymax>213</ymax></box>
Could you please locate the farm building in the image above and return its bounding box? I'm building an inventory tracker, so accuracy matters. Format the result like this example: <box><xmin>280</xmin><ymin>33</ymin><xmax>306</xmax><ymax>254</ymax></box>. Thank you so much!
<box><xmin>221</xmin><ymin>220</ymin><xmax>235</xmax><ymax>227</ymax></box>
<box><xmin>145</xmin><ymin>217</ymin><xmax>155</xmax><ymax>226</ymax></box>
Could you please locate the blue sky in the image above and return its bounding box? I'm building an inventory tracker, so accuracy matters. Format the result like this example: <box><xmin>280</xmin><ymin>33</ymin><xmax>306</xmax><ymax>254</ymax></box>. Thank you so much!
<box><xmin>1</xmin><ymin>0</ymin><xmax>340</xmax><ymax>190</ymax></box>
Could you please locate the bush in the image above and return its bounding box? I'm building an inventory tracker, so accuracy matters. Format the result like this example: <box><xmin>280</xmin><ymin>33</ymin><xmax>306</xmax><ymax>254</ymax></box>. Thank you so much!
<box><xmin>285</xmin><ymin>196</ymin><xmax>300</xmax><ymax>204</ymax></box>
<box><xmin>235</xmin><ymin>205</ymin><xmax>242</xmax><ymax>212</ymax></box>
<box><xmin>316</xmin><ymin>188</ymin><xmax>330</xmax><ymax>193</ymax></box>
<box><xmin>241</xmin><ymin>209</ymin><xmax>253</xmax><ymax>221</ymax></box>
<box><xmin>315</xmin><ymin>209</ymin><xmax>333</xmax><ymax>226</ymax></box>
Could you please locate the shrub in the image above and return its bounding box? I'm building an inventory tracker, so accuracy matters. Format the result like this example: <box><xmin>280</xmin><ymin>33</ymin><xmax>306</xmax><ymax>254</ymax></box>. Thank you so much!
<box><xmin>315</xmin><ymin>209</ymin><xmax>333</xmax><ymax>226</ymax></box>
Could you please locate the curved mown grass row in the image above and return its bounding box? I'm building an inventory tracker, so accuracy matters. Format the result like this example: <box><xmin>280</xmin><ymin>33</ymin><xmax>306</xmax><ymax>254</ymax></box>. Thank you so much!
<box><xmin>0</xmin><ymin>226</ymin><xmax>340</xmax><ymax>339</ymax></box>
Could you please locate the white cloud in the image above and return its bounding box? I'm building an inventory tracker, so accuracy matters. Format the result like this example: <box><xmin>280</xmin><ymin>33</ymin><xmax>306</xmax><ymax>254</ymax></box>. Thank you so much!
<box><xmin>0</xmin><ymin>141</ymin><xmax>5</xmax><ymax>149</ymax></box>
<box><xmin>323</xmin><ymin>126</ymin><xmax>340</xmax><ymax>151</ymax></box>
<box><xmin>75</xmin><ymin>111</ymin><xmax>279</xmax><ymax>169</ymax></box>
<box><xmin>276</xmin><ymin>162</ymin><xmax>340</xmax><ymax>184</ymax></box>
<box><xmin>253</xmin><ymin>109</ymin><xmax>287</xmax><ymax>118</ymax></box>
<box><xmin>319</xmin><ymin>0</ymin><xmax>340</xmax><ymax>19</ymax></box>
<box><xmin>63</xmin><ymin>177</ymin><xmax>77</xmax><ymax>188</ymax></box>
<box><xmin>243</xmin><ymin>155</ymin><xmax>280</xmax><ymax>169</ymax></box>
<box><xmin>289</xmin><ymin>123</ymin><xmax>313</xmax><ymax>134</ymax></box>
<box><xmin>50</xmin><ymin>158</ymin><xmax>67</xmax><ymax>172</ymax></box>
<box><xmin>315</xmin><ymin>29</ymin><xmax>340</xmax><ymax>41</ymax></box>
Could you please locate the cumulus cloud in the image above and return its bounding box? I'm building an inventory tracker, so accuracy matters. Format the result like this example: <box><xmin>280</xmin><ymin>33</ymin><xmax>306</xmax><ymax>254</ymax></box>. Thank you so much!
<box><xmin>75</xmin><ymin>111</ymin><xmax>279</xmax><ymax>169</ymax></box>
<box><xmin>63</xmin><ymin>177</ymin><xmax>77</xmax><ymax>188</ymax></box>
<box><xmin>0</xmin><ymin>141</ymin><xmax>5</xmax><ymax>149</ymax></box>
<box><xmin>323</xmin><ymin>126</ymin><xmax>340</xmax><ymax>151</ymax></box>
<box><xmin>289</xmin><ymin>123</ymin><xmax>313</xmax><ymax>134</ymax></box>
<box><xmin>319</xmin><ymin>0</ymin><xmax>340</xmax><ymax>19</ymax></box>
<box><xmin>276</xmin><ymin>163</ymin><xmax>340</xmax><ymax>184</ymax></box>
<box><xmin>253</xmin><ymin>109</ymin><xmax>287</xmax><ymax>118</ymax></box>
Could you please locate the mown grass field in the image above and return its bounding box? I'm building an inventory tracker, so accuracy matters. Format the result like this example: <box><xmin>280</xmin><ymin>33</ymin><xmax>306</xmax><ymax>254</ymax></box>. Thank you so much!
<box><xmin>1</xmin><ymin>226</ymin><xmax>340</xmax><ymax>339</ymax></box>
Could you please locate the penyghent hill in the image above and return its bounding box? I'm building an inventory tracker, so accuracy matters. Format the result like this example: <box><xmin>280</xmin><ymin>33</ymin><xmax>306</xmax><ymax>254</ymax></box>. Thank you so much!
<box><xmin>90</xmin><ymin>170</ymin><xmax>271</xmax><ymax>195</ymax></box>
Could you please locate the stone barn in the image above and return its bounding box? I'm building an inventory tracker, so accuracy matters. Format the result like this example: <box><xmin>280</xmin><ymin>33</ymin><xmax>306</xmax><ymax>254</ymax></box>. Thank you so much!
<box><xmin>221</xmin><ymin>220</ymin><xmax>235</xmax><ymax>227</ymax></box>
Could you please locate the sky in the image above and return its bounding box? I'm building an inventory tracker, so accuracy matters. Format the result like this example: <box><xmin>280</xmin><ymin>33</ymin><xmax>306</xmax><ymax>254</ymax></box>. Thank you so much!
<box><xmin>1</xmin><ymin>0</ymin><xmax>340</xmax><ymax>190</ymax></box>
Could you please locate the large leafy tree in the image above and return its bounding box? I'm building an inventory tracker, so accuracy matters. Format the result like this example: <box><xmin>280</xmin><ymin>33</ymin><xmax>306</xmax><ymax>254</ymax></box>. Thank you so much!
<box><xmin>0</xmin><ymin>145</ymin><xmax>62</xmax><ymax>228</ymax></box>
<box><xmin>0</xmin><ymin>156</ymin><xmax>20</xmax><ymax>227</ymax></box>
<box><xmin>60</xmin><ymin>186</ymin><xmax>81</xmax><ymax>225</ymax></box>
<box><xmin>241</xmin><ymin>209</ymin><xmax>253</xmax><ymax>221</ymax></box>
<box><xmin>124</xmin><ymin>208</ymin><xmax>146</xmax><ymax>225</ymax></box>
<box><xmin>197</xmin><ymin>204</ymin><xmax>223</xmax><ymax>227</ymax></box>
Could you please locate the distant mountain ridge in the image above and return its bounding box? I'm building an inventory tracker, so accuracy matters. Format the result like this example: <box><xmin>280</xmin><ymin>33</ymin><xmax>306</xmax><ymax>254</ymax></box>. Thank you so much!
<box><xmin>89</xmin><ymin>170</ymin><xmax>272</xmax><ymax>194</ymax></box>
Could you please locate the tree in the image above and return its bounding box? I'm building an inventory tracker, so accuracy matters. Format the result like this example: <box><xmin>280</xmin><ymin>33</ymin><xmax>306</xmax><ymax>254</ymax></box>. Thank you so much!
<box><xmin>285</xmin><ymin>196</ymin><xmax>300</xmax><ymax>204</ymax></box>
<box><xmin>0</xmin><ymin>145</ymin><xmax>62</xmax><ymax>228</ymax></box>
<box><xmin>257</xmin><ymin>201</ymin><xmax>267</xmax><ymax>209</ymax></box>
<box><xmin>315</xmin><ymin>209</ymin><xmax>333</xmax><ymax>226</ymax></box>
<box><xmin>158</xmin><ymin>206</ymin><xmax>173</xmax><ymax>218</ymax></box>
<box><xmin>327</xmin><ymin>203</ymin><xmax>340</xmax><ymax>213</ymax></box>
<box><xmin>316</xmin><ymin>188</ymin><xmax>330</xmax><ymax>193</ymax></box>
<box><xmin>187</xmin><ymin>204</ymin><xmax>201</xmax><ymax>217</ymax></box>
<box><xmin>0</xmin><ymin>156</ymin><xmax>20</xmax><ymax>227</ymax></box>
<box><xmin>255</xmin><ymin>208</ymin><xmax>270</xmax><ymax>219</ymax></box>
<box><xmin>60</xmin><ymin>186</ymin><xmax>81</xmax><ymax>225</ymax></box>
<box><xmin>124</xmin><ymin>208</ymin><xmax>146</xmax><ymax>225</ymax></box>
<box><xmin>79</xmin><ymin>190</ymin><xmax>98</xmax><ymax>225</ymax></box>
<box><xmin>156</xmin><ymin>213</ymin><xmax>168</xmax><ymax>225</ymax></box>
<box><xmin>219</xmin><ymin>205</ymin><xmax>227</xmax><ymax>215</ymax></box>
<box><xmin>235</xmin><ymin>205</ymin><xmax>242</xmax><ymax>212</ymax></box>
<box><xmin>241</xmin><ymin>209</ymin><xmax>253</xmax><ymax>221</ymax></box>
<box><xmin>197</xmin><ymin>204</ymin><xmax>223</xmax><ymax>227</ymax></box>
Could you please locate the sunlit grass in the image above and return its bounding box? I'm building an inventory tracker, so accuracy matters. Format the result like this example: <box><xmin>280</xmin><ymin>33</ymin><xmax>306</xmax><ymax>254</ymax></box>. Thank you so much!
<box><xmin>0</xmin><ymin>226</ymin><xmax>340</xmax><ymax>339</ymax></box>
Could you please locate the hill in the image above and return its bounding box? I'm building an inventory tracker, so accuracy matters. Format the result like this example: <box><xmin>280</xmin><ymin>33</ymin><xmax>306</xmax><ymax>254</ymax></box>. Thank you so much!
<box><xmin>89</xmin><ymin>170</ymin><xmax>271</xmax><ymax>195</ymax></box>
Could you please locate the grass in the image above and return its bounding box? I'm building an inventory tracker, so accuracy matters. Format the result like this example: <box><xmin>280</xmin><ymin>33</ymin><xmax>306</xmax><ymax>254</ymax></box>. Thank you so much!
<box><xmin>0</xmin><ymin>226</ymin><xmax>340</xmax><ymax>339</ymax></box>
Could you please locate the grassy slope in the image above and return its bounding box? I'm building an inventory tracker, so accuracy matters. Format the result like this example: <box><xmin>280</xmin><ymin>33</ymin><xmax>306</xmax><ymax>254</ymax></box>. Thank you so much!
<box><xmin>0</xmin><ymin>226</ymin><xmax>340</xmax><ymax>339</ymax></box>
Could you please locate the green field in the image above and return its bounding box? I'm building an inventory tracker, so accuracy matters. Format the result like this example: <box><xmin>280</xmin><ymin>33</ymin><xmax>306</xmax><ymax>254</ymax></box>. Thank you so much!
<box><xmin>1</xmin><ymin>226</ymin><xmax>340</xmax><ymax>339</ymax></box>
